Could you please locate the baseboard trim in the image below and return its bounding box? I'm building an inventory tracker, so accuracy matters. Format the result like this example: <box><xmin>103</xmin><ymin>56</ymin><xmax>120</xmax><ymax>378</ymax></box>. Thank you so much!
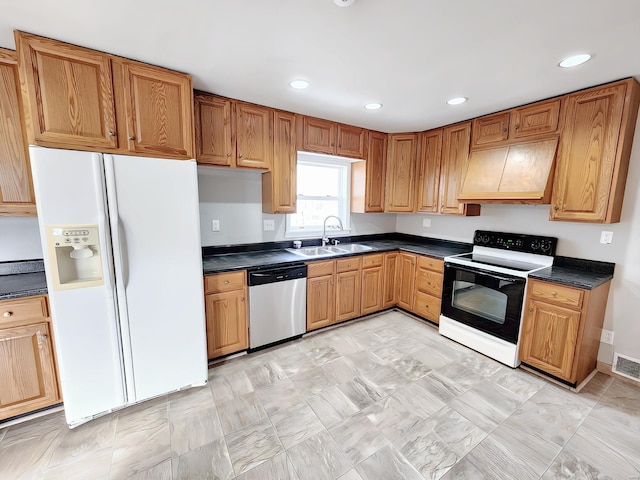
<box><xmin>597</xmin><ymin>360</ymin><xmax>640</xmax><ymax>385</ymax></box>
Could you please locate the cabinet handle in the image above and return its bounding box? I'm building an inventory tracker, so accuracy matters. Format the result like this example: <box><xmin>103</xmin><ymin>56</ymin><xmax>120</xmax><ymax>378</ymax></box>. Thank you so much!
<box><xmin>108</xmin><ymin>131</ymin><xmax>116</xmax><ymax>136</ymax></box>
<box><xmin>128</xmin><ymin>136</ymin><xmax>135</xmax><ymax>140</ymax></box>
<box><xmin>3</xmin><ymin>311</ymin><xmax>12</xmax><ymax>317</ymax></box>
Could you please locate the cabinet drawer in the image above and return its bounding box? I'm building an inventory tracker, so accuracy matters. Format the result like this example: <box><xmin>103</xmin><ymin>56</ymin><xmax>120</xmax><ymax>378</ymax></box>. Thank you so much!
<box><xmin>307</xmin><ymin>260</ymin><xmax>335</xmax><ymax>278</ymax></box>
<box><xmin>0</xmin><ymin>296</ymin><xmax>48</xmax><ymax>325</ymax></box>
<box><xmin>414</xmin><ymin>291</ymin><xmax>441</xmax><ymax>323</ymax></box>
<box><xmin>362</xmin><ymin>253</ymin><xmax>383</xmax><ymax>269</ymax></box>
<box><xmin>204</xmin><ymin>271</ymin><xmax>246</xmax><ymax>294</ymax></box>
<box><xmin>416</xmin><ymin>269</ymin><xmax>443</xmax><ymax>296</ymax></box>
<box><xmin>417</xmin><ymin>255</ymin><xmax>444</xmax><ymax>273</ymax></box>
<box><xmin>336</xmin><ymin>256</ymin><xmax>362</xmax><ymax>273</ymax></box>
<box><xmin>529</xmin><ymin>280</ymin><xmax>583</xmax><ymax>309</ymax></box>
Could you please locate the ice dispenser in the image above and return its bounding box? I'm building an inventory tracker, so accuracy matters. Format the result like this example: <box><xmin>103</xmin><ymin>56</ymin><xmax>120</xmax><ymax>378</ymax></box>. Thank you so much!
<box><xmin>46</xmin><ymin>225</ymin><xmax>104</xmax><ymax>290</ymax></box>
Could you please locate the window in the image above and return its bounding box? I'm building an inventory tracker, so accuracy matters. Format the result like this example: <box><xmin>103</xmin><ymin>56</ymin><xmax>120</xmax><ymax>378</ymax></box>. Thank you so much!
<box><xmin>286</xmin><ymin>156</ymin><xmax>351</xmax><ymax>236</ymax></box>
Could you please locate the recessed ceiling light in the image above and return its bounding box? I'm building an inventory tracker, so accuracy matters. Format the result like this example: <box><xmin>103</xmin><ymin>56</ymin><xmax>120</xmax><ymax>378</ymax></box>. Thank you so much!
<box><xmin>447</xmin><ymin>97</ymin><xmax>468</xmax><ymax>106</ymax></box>
<box><xmin>289</xmin><ymin>80</ymin><xmax>310</xmax><ymax>90</ymax></box>
<box><xmin>559</xmin><ymin>54</ymin><xmax>592</xmax><ymax>68</ymax></box>
<box><xmin>364</xmin><ymin>103</ymin><xmax>383</xmax><ymax>110</ymax></box>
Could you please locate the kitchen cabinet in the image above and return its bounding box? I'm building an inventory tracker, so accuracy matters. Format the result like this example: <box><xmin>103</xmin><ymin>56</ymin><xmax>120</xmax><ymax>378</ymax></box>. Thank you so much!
<box><xmin>336</xmin><ymin>257</ymin><xmax>362</xmax><ymax>322</ymax></box>
<box><xmin>306</xmin><ymin>260</ymin><xmax>336</xmax><ymax>331</ymax></box>
<box><xmin>0</xmin><ymin>48</ymin><xmax>36</xmax><ymax>216</ymax></box>
<box><xmin>412</xmin><ymin>256</ymin><xmax>444</xmax><ymax>323</ymax></box>
<box><xmin>440</xmin><ymin>122</ymin><xmax>480</xmax><ymax>216</ymax></box>
<box><xmin>385</xmin><ymin>133</ymin><xmax>418</xmax><ymax>212</ymax></box>
<box><xmin>263</xmin><ymin>110</ymin><xmax>297</xmax><ymax>213</ymax></box>
<box><xmin>361</xmin><ymin>254</ymin><xmax>383</xmax><ymax>315</ymax></box>
<box><xmin>351</xmin><ymin>131</ymin><xmax>387</xmax><ymax>213</ymax></box>
<box><xmin>15</xmin><ymin>31</ymin><xmax>194</xmax><ymax>160</ymax></box>
<box><xmin>550</xmin><ymin>79</ymin><xmax>640</xmax><ymax>223</ymax></box>
<box><xmin>396</xmin><ymin>252</ymin><xmax>417</xmax><ymax>310</ymax></box>
<box><xmin>204</xmin><ymin>271</ymin><xmax>248</xmax><ymax>359</ymax></box>
<box><xmin>382</xmin><ymin>252</ymin><xmax>399</xmax><ymax>309</ymax></box>
<box><xmin>236</xmin><ymin>102</ymin><xmax>272</xmax><ymax>169</ymax></box>
<box><xmin>300</xmin><ymin>116</ymin><xmax>367</xmax><ymax>159</ymax></box>
<box><xmin>471</xmin><ymin>99</ymin><xmax>561</xmax><ymax>148</ymax></box>
<box><xmin>0</xmin><ymin>295</ymin><xmax>60</xmax><ymax>421</ymax></box>
<box><xmin>519</xmin><ymin>278</ymin><xmax>611</xmax><ymax>386</ymax></box>
<box><xmin>416</xmin><ymin>130</ymin><xmax>442</xmax><ymax>213</ymax></box>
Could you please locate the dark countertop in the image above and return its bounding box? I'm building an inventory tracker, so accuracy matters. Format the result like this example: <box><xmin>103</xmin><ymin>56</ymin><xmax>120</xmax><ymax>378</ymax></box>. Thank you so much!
<box><xmin>202</xmin><ymin>238</ymin><xmax>472</xmax><ymax>274</ymax></box>
<box><xmin>0</xmin><ymin>260</ymin><xmax>48</xmax><ymax>300</ymax></box>
<box><xmin>528</xmin><ymin>255</ymin><xmax>615</xmax><ymax>290</ymax></box>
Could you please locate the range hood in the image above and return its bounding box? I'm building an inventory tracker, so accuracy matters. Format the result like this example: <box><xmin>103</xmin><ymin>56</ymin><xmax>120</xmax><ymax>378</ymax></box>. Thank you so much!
<box><xmin>458</xmin><ymin>137</ymin><xmax>558</xmax><ymax>204</ymax></box>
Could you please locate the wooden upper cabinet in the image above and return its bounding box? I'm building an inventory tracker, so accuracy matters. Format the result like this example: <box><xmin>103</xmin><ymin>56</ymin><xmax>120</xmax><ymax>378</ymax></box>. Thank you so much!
<box><xmin>471</xmin><ymin>99</ymin><xmax>561</xmax><ymax>148</ymax></box>
<box><xmin>236</xmin><ymin>102</ymin><xmax>272</xmax><ymax>169</ymax></box>
<box><xmin>118</xmin><ymin>60</ymin><xmax>194</xmax><ymax>159</ymax></box>
<box><xmin>263</xmin><ymin>111</ymin><xmax>297</xmax><ymax>213</ymax></box>
<box><xmin>351</xmin><ymin>131</ymin><xmax>387</xmax><ymax>213</ymax></box>
<box><xmin>551</xmin><ymin>79</ymin><xmax>640</xmax><ymax>223</ymax></box>
<box><xmin>472</xmin><ymin>112</ymin><xmax>510</xmax><ymax>147</ymax></box>
<box><xmin>337</xmin><ymin>124</ymin><xmax>366</xmax><ymax>158</ymax></box>
<box><xmin>439</xmin><ymin>122</ymin><xmax>480</xmax><ymax>216</ymax></box>
<box><xmin>0</xmin><ymin>49</ymin><xmax>36</xmax><ymax>216</ymax></box>
<box><xmin>15</xmin><ymin>31</ymin><xmax>118</xmax><ymax>149</ymax></box>
<box><xmin>385</xmin><ymin>133</ymin><xmax>418</xmax><ymax>212</ymax></box>
<box><xmin>302</xmin><ymin>117</ymin><xmax>336</xmax><ymax>155</ymax></box>
<box><xmin>194</xmin><ymin>93</ymin><xmax>235</xmax><ymax>166</ymax></box>
<box><xmin>416</xmin><ymin>129</ymin><xmax>442</xmax><ymax>213</ymax></box>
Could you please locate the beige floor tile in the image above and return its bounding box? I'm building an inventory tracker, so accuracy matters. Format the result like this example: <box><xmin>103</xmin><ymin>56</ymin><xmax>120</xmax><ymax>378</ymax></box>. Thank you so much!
<box><xmin>270</xmin><ymin>402</ymin><xmax>325</xmax><ymax>449</ymax></box>
<box><xmin>287</xmin><ymin>430</ymin><xmax>352</xmax><ymax>480</ymax></box>
<box><xmin>328</xmin><ymin>412</ymin><xmax>389</xmax><ymax>464</ymax></box>
<box><xmin>172</xmin><ymin>438</ymin><xmax>234</xmax><ymax>480</ymax></box>
<box><xmin>225</xmin><ymin>418</ymin><xmax>283</xmax><ymax>476</ymax></box>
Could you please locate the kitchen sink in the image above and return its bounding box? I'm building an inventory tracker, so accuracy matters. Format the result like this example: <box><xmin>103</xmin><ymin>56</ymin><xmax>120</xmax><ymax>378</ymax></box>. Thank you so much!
<box><xmin>286</xmin><ymin>244</ymin><xmax>373</xmax><ymax>257</ymax></box>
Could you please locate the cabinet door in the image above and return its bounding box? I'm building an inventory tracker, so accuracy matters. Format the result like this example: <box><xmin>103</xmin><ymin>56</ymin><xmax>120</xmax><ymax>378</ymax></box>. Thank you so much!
<box><xmin>302</xmin><ymin>117</ymin><xmax>336</xmax><ymax>155</ymax></box>
<box><xmin>512</xmin><ymin>100</ymin><xmax>560</xmax><ymax>139</ymax></box>
<box><xmin>120</xmin><ymin>61</ymin><xmax>194</xmax><ymax>159</ymax></box>
<box><xmin>382</xmin><ymin>252</ymin><xmax>398</xmax><ymax>308</ymax></box>
<box><xmin>416</xmin><ymin>129</ymin><xmax>442</xmax><ymax>213</ymax></box>
<box><xmin>307</xmin><ymin>275</ymin><xmax>335</xmax><ymax>331</ymax></box>
<box><xmin>519</xmin><ymin>299</ymin><xmax>580</xmax><ymax>381</ymax></box>
<box><xmin>551</xmin><ymin>82</ymin><xmax>628</xmax><ymax>223</ymax></box>
<box><xmin>385</xmin><ymin>134</ymin><xmax>417</xmax><ymax>212</ymax></box>
<box><xmin>440</xmin><ymin>122</ymin><xmax>479</xmax><ymax>215</ymax></box>
<box><xmin>263</xmin><ymin>111</ymin><xmax>297</xmax><ymax>213</ymax></box>
<box><xmin>15</xmin><ymin>31</ymin><xmax>117</xmax><ymax>149</ymax></box>
<box><xmin>337</xmin><ymin>124</ymin><xmax>366</xmax><ymax>159</ymax></box>
<box><xmin>397</xmin><ymin>253</ymin><xmax>416</xmax><ymax>310</ymax></box>
<box><xmin>0</xmin><ymin>322</ymin><xmax>59</xmax><ymax>420</ymax></box>
<box><xmin>351</xmin><ymin>131</ymin><xmax>386</xmax><ymax>213</ymax></box>
<box><xmin>194</xmin><ymin>94</ymin><xmax>235</xmax><ymax>166</ymax></box>
<box><xmin>205</xmin><ymin>289</ymin><xmax>248</xmax><ymax>358</ymax></box>
<box><xmin>0</xmin><ymin>49</ymin><xmax>35</xmax><ymax>216</ymax></box>
<box><xmin>336</xmin><ymin>270</ymin><xmax>362</xmax><ymax>322</ymax></box>
<box><xmin>471</xmin><ymin>112</ymin><xmax>509</xmax><ymax>147</ymax></box>
<box><xmin>236</xmin><ymin>102</ymin><xmax>272</xmax><ymax>169</ymax></box>
<box><xmin>361</xmin><ymin>266</ymin><xmax>383</xmax><ymax>315</ymax></box>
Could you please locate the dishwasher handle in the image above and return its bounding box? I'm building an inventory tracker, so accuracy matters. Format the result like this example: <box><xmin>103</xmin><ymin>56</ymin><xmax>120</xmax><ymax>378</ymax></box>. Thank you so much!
<box><xmin>248</xmin><ymin>265</ymin><xmax>308</xmax><ymax>286</ymax></box>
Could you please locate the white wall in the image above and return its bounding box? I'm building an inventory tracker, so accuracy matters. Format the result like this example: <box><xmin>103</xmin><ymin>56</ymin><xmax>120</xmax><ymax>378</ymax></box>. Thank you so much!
<box><xmin>197</xmin><ymin>166</ymin><xmax>396</xmax><ymax>246</ymax></box>
<box><xmin>397</xmin><ymin>115</ymin><xmax>640</xmax><ymax>366</ymax></box>
<box><xmin>0</xmin><ymin>217</ymin><xmax>42</xmax><ymax>261</ymax></box>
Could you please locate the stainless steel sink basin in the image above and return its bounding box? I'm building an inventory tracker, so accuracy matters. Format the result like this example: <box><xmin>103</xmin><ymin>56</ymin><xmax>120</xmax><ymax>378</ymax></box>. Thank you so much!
<box><xmin>286</xmin><ymin>244</ymin><xmax>373</xmax><ymax>257</ymax></box>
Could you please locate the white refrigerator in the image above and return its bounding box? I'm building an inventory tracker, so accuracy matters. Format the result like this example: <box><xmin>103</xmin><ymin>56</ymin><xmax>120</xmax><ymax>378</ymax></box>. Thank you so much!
<box><xmin>30</xmin><ymin>146</ymin><xmax>207</xmax><ymax>428</ymax></box>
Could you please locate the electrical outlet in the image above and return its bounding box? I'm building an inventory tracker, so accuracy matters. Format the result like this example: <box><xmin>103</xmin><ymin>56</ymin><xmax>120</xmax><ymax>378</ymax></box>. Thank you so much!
<box><xmin>600</xmin><ymin>231</ymin><xmax>613</xmax><ymax>244</ymax></box>
<box><xmin>601</xmin><ymin>329</ymin><xmax>614</xmax><ymax>345</ymax></box>
<box><xmin>263</xmin><ymin>219</ymin><xmax>275</xmax><ymax>231</ymax></box>
<box><xmin>211</xmin><ymin>220</ymin><xmax>220</xmax><ymax>232</ymax></box>
<box><xmin>422</xmin><ymin>218</ymin><xmax>432</xmax><ymax>228</ymax></box>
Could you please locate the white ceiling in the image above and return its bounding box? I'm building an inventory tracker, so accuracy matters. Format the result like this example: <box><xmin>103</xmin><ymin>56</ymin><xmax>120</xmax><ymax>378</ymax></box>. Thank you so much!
<box><xmin>1</xmin><ymin>0</ymin><xmax>639</xmax><ymax>133</ymax></box>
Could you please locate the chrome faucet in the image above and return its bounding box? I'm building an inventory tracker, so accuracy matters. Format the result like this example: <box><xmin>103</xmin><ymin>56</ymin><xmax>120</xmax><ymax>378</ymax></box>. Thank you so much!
<box><xmin>322</xmin><ymin>215</ymin><xmax>344</xmax><ymax>246</ymax></box>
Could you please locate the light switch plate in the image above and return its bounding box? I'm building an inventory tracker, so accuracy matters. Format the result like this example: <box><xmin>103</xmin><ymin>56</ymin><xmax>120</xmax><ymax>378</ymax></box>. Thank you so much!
<box><xmin>263</xmin><ymin>220</ymin><xmax>275</xmax><ymax>231</ymax></box>
<box><xmin>600</xmin><ymin>231</ymin><xmax>613</xmax><ymax>244</ymax></box>
<box><xmin>601</xmin><ymin>329</ymin><xmax>614</xmax><ymax>344</ymax></box>
<box><xmin>211</xmin><ymin>220</ymin><xmax>220</xmax><ymax>232</ymax></box>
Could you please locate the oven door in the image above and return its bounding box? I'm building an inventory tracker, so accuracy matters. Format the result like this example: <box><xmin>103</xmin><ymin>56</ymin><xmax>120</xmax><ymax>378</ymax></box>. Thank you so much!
<box><xmin>441</xmin><ymin>263</ymin><xmax>526</xmax><ymax>344</ymax></box>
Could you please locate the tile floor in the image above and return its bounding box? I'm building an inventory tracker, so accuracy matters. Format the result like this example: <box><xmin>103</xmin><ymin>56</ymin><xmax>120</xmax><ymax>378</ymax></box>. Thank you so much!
<box><xmin>1</xmin><ymin>310</ymin><xmax>640</xmax><ymax>479</ymax></box>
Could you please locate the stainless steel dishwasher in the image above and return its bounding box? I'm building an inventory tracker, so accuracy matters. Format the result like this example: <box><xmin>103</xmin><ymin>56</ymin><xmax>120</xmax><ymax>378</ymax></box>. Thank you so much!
<box><xmin>248</xmin><ymin>264</ymin><xmax>307</xmax><ymax>349</ymax></box>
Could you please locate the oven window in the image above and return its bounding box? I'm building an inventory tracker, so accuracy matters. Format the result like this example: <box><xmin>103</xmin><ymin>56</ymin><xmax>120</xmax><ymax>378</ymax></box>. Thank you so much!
<box><xmin>451</xmin><ymin>280</ymin><xmax>508</xmax><ymax>324</ymax></box>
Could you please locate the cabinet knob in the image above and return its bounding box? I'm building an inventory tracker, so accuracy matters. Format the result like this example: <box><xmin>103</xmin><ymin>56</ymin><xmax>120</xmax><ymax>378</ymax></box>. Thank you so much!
<box><xmin>227</xmin><ymin>153</ymin><xmax>231</xmax><ymax>157</ymax></box>
<box><xmin>128</xmin><ymin>136</ymin><xmax>135</xmax><ymax>140</ymax></box>
<box><xmin>503</xmin><ymin>128</ymin><xmax>508</xmax><ymax>132</ymax></box>
<box><xmin>240</xmin><ymin>297</ymin><xmax>245</xmax><ymax>302</ymax></box>
<box><xmin>551</xmin><ymin>291</ymin><xmax>557</xmax><ymax>296</ymax></box>
<box><xmin>238</xmin><ymin>154</ymin><xmax>243</xmax><ymax>158</ymax></box>
<box><xmin>224</xmin><ymin>280</ymin><xmax>229</xmax><ymax>284</ymax></box>
<box><xmin>108</xmin><ymin>131</ymin><xmax>116</xmax><ymax>136</ymax></box>
<box><xmin>348</xmin><ymin>263</ymin><xmax>351</xmax><ymax>267</ymax></box>
<box><xmin>515</xmin><ymin>124</ymin><xmax>520</xmax><ymax>129</ymax></box>
<box><xmin>528</xmin><ymin>307</ymin><xmax>533</xmax><ymax>312</ymax></box>
<box><xmin>3</xmin><ymin>311</ymin><xmax>12</xmax><ymax>317</ymax></box>
<box><xmin>554</xmin><ymin>205</ymin><xmax>560</xmax><ymax>211</ymax></box>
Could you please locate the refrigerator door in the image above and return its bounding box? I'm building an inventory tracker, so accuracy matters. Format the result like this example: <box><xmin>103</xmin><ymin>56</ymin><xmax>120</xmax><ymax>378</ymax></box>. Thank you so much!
<box><xmin>103</xmin><ymin>155</ymin><xmax>207</xmax><ymax>402</ymax></box>
<box><xmin>29</xmin><ymin>147</ymin><xmax>126</xmax><ymax>426</ymax></box>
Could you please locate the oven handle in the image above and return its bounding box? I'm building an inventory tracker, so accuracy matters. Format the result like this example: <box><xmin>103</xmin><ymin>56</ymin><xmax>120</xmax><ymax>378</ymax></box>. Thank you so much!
<box><xmin>444</xmin><ymin>262</ymin><xmax>526</xmax><ymax>284</ymax></box>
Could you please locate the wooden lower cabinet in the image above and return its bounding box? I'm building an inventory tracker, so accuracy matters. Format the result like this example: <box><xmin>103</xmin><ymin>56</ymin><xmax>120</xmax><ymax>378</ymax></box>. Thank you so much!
<box><xmin>382</xmin><ymin>252</ymin><xmax>399</xmax><ymax>308</ymax></box>
<box><xmin>397</xmin><ymin>253</ymin><xmax>417</xmax><ymax>310</ymax></box>
<box><xmin>336</xmin><ymin>270</ymin><xmax>361</xmax><ymax>321</ymax></box>
<box><xmin>307</xmin><ymin>274</ymin><xmax>335</xmax><ymax>331</ymax></box>
<box><xmin>0</xmin><ymin>295</ymin><xmax>60</xmax><ymax>421</ymax></box>
<box><xmin>361</xmin><ymin>254</ymin><xmax>384</xmax><ymax>315</ymax></box>
<box><xmin>413</xmin><ymin>256</ymin><xmax>444</xmax><ymax>323</ymax></box>
<box><xmin>519</xmin><ymin>278</ymin><xmax>611</xmax><ymax>386</ymax></box>
<box><xmin>204</xmin><ymin>271</ymin><xmax>248</xmax><ymax>359</ymax></box>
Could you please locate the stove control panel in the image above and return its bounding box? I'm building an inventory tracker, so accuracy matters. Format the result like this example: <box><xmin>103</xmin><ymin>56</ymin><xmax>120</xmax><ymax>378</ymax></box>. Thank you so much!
<box><xmin>473</xmin><ymin>230</ymin><xmax>557</xmax><ymax>256</ymax></box>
